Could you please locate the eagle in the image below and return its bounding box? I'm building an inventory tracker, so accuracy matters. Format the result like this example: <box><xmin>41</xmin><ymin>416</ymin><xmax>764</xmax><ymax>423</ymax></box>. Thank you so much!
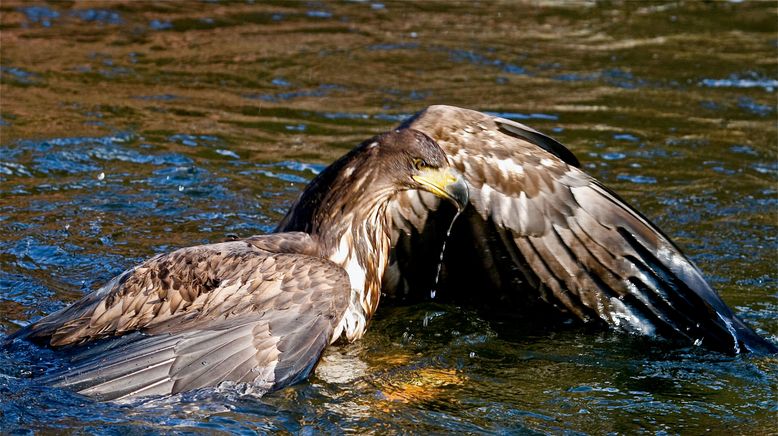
<box><xmin>5</xmin><ymin>129</ymin><xmax>469</xmax><ymax>401</ymax></box>
<box><xmin>372</xmin><ymin>105</ymin><xmax>776</xmax><ymax>355</ymax></box>
<box><xmin>5</xmin><ymin>105</ymin><xmax>775</xmax><ymax>402</ymax></box>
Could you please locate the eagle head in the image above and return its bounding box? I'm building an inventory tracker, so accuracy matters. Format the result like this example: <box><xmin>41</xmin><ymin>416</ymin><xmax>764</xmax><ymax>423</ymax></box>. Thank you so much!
<box><xmin>276</xmin><ymin>128</ymin><xmax>468</xmax><ymax>237</ymax></box>
<box><xmin>360</xmin><ymin>128</ymin><xmax>469</xmax><ymax>209</ymax></box>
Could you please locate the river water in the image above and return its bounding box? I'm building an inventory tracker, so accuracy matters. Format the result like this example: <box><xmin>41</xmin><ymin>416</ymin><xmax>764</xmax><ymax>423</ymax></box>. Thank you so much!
<box><xmin>1</xmin><ymin>1</ymin><xmax>776</xmax><ymax>433</ymax></box>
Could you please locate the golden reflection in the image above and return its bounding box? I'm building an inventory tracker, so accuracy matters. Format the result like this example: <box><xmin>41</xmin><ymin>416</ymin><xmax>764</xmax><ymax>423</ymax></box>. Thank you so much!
<box><xmin>378</xmin><ymin>367</ymin><xmax>465</xmax><ymax>405</ymax></box>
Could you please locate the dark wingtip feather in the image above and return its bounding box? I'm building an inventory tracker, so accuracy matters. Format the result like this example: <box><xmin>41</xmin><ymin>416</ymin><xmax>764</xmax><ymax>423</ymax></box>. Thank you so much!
<box><xmin>494</xmin><ymin>119</ymin><xmax>581</xmax><ymax>168</ymax></box>
<box><xmin>728</xmin><ymin>316</ymin><xmax>778</xmax><ymax>355</ymax></box>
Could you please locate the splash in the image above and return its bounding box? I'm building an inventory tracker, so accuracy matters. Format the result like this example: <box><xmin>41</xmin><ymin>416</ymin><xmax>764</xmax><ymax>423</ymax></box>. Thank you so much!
<box><xmin>716</xmin><ymin>312</ymin><xmax>741</xmax><ymax>355</ymax></box>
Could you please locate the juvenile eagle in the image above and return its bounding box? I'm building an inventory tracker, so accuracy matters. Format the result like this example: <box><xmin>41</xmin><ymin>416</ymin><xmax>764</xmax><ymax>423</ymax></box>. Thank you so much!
<box><xmin>6</xmin><ymin>129</ymin><xmax>469</xmax><ymax>401</ymax></box>
<box><xmin>377</xmin><ymin>105</ymin><xmax>776</xmax><ymax>355</ymax></box>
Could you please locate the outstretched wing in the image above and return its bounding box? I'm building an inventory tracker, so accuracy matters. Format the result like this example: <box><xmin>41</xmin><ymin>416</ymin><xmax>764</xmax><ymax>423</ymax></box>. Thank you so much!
<box><xmin>386</xmin><ymin>105</ymin><xmax>776</xmax><ymax>355</ymax></box>
<box><xmin>11</xmin><ymin>235</ymin><xmax>350</xmax><ymax>400</ymax></box>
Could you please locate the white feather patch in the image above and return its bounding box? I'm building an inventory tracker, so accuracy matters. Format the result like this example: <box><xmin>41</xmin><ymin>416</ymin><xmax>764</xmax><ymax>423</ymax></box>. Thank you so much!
<box><xmin>494</xmin><ymin>157</ymin><xmax>524</xmax><ymax>176</ymax></box>
<box><xmin>607</xmin><ymin>296</ymin><xmax>655</xmax><ymax>336</ymax></box>
<box><xmin>517</xmin><ymin>191</ymin><xmax>530</xmax><ymax>234</ymax></box>
<box><xmin>477</xmin><ymin>184</ymin><xmax>494</xmax><ymax>219</ymax></box>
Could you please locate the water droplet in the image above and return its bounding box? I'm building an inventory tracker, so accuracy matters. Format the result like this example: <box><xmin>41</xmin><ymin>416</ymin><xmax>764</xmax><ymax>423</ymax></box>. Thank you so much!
<box><xmin>97</xmin><ymin>172</ymin><xmax>105</xmax><ymax>180</ymax></box>
<box><xmin>469</xmin><ymin>351</ymin><xmax>476</xmax><ymax>358</ymax></box>
<box><xmin>178</xmin><ymin>185</ymin><xmax>184</xmax><ymax>192</ymax></box>
<box><xmin>431</xmin><ymin>209</ymin><xmax>462</xmax><ymax>299</ymax></box>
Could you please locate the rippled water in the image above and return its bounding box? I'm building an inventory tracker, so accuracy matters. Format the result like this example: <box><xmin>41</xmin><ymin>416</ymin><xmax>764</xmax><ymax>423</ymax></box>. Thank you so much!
<box><xmin>1</xmin><ymin>1</ymin><xmax>776</xmax><ymax>433</ymax></box>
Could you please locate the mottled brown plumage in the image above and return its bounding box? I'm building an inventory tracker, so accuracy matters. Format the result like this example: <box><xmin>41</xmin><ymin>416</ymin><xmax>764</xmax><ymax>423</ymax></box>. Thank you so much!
<box><xmin>7</xmin><ymin>129</ymin><xmax>469</xmax><ymax>401</ymax></box>
<box><xmin>276</xmin><ymin>129</ymin><xmax>468</xmax><ymax>341</ymax></box>
<box><xmin>384</xmin><ymin>105</ymin><xmax>776</xmax><ymax>355</ymax></box>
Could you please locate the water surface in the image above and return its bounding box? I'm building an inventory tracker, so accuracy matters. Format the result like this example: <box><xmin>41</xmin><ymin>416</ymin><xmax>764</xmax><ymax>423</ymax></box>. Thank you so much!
<box><xmin>1</xmin><ymin>1</ymin><xmax>776</xmax><ymax>433</ymax></box>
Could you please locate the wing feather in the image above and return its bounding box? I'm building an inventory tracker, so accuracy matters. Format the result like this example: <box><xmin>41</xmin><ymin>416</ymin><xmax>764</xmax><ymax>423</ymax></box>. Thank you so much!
<box><xmin>17</xmin><ymin>233</ymin><xmax>350</xmax><ymax>400</ymax></box>
<box><xmin>386</xmin><ymin>105</ymin><xmax>776</xmax><ymax>354</ymax></box>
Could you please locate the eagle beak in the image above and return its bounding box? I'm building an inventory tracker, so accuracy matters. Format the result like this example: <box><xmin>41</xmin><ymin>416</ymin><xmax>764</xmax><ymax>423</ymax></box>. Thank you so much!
<box><xmin>413</xmin><ymin>168</ymin><xmax>469</xmax><ymax>211</ymax></box>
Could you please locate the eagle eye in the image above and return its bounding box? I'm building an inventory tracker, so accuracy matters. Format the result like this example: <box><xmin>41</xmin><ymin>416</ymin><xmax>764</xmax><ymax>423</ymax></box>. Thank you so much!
<box><xmin>413</xmin><ymin>158</ymin><xmax>428</xmax><ymax>171</ymax></box>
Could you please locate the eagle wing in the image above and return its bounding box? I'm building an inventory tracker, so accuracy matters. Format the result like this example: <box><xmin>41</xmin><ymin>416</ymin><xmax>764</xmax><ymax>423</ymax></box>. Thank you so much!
<box><xmin>386</xmin><ymin>105</ymin><xmax>775</xmax><ymax>355</ymax></box>
<box><xmin>11</xmin><ymin>234</ymin><xmax>350</xmax><ymax>400</ymax></box>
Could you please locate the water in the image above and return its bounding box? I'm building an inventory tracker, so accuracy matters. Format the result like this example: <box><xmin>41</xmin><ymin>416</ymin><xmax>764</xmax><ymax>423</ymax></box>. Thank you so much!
<box><xmin>1</xmin><ymin>1</ymin><xmax>776</xmax><ymax>433</ymax></box>
<box><xmin>431</xmin><ymin>209</ymin><xmax>462</xmax><ymax>300</ymax></box>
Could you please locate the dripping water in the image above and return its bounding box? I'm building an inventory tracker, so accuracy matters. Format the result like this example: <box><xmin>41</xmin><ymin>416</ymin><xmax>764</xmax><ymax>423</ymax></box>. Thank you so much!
<box><xmin>431</xmin><ymin>209</ymin><xmax>462</xmax><ymax>299</ymax></box>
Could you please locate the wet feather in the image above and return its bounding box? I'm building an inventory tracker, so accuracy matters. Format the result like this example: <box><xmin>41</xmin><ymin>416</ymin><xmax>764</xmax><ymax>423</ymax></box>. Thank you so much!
<box><xmin>388</xmin><ymin>105</ymin><xmax>776</xmax><ymax>355</ymax></box>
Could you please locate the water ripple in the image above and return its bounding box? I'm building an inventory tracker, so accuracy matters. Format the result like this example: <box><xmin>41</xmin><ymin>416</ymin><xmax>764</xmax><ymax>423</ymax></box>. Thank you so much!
<box><xmin>700</xmin><ymin>73</ymin><xmax>777</xmax><ymax>92</ymax></box>
<box><xmin>17</xmin><ymin>5</ymin><xmax>59</xmax><ymax>27</ymax></box>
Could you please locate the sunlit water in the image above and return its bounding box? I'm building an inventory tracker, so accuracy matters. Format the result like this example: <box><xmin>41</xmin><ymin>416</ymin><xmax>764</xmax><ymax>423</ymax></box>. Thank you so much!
<box><xmin>1</xmin><ymin>1</ymin><xmax>776</xmax><ymax>433</ymax></box>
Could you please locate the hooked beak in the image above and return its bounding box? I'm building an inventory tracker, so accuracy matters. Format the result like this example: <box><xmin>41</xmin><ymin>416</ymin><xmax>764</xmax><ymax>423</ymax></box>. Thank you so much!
<box><xmin>412</xmin><ymin>167</ymin><xmax>469</xmax><ymax>211</ymax></box>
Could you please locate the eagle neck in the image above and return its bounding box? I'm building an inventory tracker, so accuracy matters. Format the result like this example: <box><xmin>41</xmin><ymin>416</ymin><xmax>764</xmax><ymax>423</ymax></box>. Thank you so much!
<box><xmin>274</xmin><ymin>147</ymin><xmax>399</xmax><ymax>343</ymax></box>
<box><xmin>314</xmin><ymin>184</ymin><xmax>394</xmax><ymax>342</ymax></box>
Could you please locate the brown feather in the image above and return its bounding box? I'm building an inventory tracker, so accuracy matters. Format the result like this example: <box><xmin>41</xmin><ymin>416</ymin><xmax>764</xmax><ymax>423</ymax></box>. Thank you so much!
<box><xmin>386</xmin><ymin>105</ymin><xmax>776</xmax><ymax>355</ymax></box>
<box><xmin>12</xmin><ymin>128</ymin><xmax>467</xmax><ymax>400</ymax></box>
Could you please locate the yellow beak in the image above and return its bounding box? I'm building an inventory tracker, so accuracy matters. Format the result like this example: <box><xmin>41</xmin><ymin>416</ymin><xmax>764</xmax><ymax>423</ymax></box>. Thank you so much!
<box><xmin>412</xmin><ymin>167</ymin><xmax>469</xmax><ymax>210</ymax></box>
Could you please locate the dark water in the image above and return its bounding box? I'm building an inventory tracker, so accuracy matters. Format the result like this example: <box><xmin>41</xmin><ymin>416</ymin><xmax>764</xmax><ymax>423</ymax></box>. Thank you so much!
<box><xmin>1</xmin><ymin>1</ymin><xmax>776</xmax><ymax>433</ymax></box>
